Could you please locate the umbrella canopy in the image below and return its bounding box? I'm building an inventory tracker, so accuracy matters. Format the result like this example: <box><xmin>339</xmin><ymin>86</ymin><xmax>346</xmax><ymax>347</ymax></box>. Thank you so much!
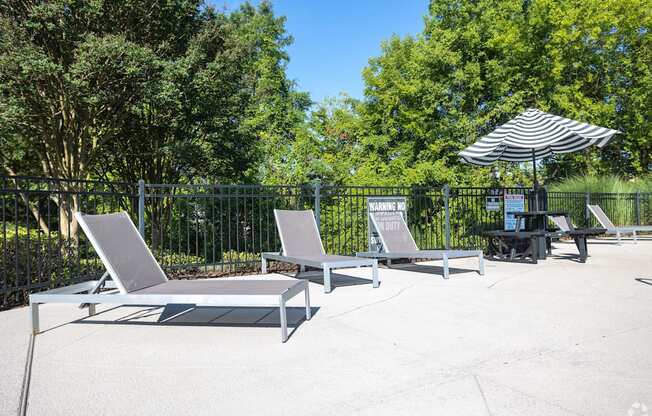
<box><xmin>459</xmin><ymin>108</ymin><xmax>620</xmax><ymax>166</ymax></box>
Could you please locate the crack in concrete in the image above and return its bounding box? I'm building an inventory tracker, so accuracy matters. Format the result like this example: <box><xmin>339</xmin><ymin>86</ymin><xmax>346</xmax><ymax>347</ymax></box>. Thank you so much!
<box><xmin>477</xmin><ymin>373</ymin><xmax>588</xmax><ymax>416</ymax></box>
<box><xmin>474</xmin><ymin>373</ymin><xmax>493</xmax><ymax>416</ymax></box>
<box><xmin>326</xmin><ymin>283</ymin><xmax>417</xmax><ymax>319</ymax></box>
<box><xmin>486</xmin><ymin>266</ymin><xmax>542</xmax><ymax>289</ymax></box>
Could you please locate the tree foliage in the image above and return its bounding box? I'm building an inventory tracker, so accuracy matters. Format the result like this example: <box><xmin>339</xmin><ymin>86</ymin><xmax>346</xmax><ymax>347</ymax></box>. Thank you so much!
<box><xmin>267</xmin><ymin>0</ymin><xmax>651</xmax><ymax>186</ymax></box>
<box><xmin>1</xmin><ymin>0</ymin><xmax>650</xmax><ymax>190</ymax></box>
<box><xmin>0</xmin><ymin>0</ymin><xmax>308</xmax><ymax>239</ymax></box>
<box><xmin>0</xmin><ymin>0</ymin><xmax>309</xmax><ymax>186</ymax></box>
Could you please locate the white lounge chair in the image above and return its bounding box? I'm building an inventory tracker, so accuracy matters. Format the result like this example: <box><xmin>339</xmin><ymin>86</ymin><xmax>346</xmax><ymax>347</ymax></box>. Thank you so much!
<box><xmin>29</xmin><ymin>212</ymin><xmax>310</xmax><ymax>342</ymax></box>
<box><xmin>357</xmin><ymin>212</ymin><xmax>484</xmax><ymax>278</ymax></box>
<box><xmin>261</xmin><ymin>209</ymin><xmax>378</xmax><ymax>293</ymax></box>
<box><xmin>587</xmin><ymin>204</ymin><xmax>652</xmax><ymax>244</ymax></box>
<box><xmin>356</xmin><ymin>212</ymin><xmax>484</xmax><ymax>279</ymax></box>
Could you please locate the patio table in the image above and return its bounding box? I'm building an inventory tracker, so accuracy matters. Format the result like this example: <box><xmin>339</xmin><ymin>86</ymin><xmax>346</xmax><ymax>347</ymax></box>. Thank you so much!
<box><xmin>509</xmin><ymin>211</ymin><xmax>570</xmax><ymax>259</ymax></box>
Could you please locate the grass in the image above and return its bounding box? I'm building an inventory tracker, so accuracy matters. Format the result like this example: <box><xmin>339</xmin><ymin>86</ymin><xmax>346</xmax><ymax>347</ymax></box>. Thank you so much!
<box><xmin>548</xmin><ymin>175</ymin><xmax>652</xmax><ymax>226</ymax></box>
<box><xmin>548</xmin><ymin>175</ymin><xmax>652</xmax><ymax>194</ymax></box>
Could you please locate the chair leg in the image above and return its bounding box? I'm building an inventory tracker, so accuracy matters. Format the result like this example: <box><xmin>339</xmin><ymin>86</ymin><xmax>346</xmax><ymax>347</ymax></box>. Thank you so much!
<box><xmin>372</xmin><ymin>260</ymin><xmax>379</xmax><ymax>288</ymax></box>
<box><xmin>30</xmin><ymin>302</ymin><xmax>40</xmax><ymax>335</ymax></box>
<box><xmin>633</xmin><ymin>230</ymin><xmax>637</xmax><ymax>244</ymax></box>
<box><xmin>323</xmin><ymin>266</ymin><xmax>331</xmax><ymax>293</ymax></box>
<box><xmin>616</xmin><ymin>230</ymin><xmax>621</xmax><ymax>245</ymax></box>
<box><xmin>88</xmin><ymin>304</ymin><xmax>96</xmax><ymax>317</ymax></box>
<box><xmin>442</xmin><ymin>253</ymin><xmax>449</xmax><ymax>279</ymax></box>
<box><xmin>279</xmin><ymin>296</ymin><xmax>288</xmax><ymax>343</ymax></box>
<box><xmin>478</xmin><ymin>251</ymin><xmax>485</xmax><ymax>276</ymax></box>
<box><xmin>304</xmin><ymin>287</ymin><xmax>311</xmax><ymax>320</ymax></box>
<box><xmin>261</xmin><ymin>256</ymin><xmax>267</xmax><ymax>274</ymax></box>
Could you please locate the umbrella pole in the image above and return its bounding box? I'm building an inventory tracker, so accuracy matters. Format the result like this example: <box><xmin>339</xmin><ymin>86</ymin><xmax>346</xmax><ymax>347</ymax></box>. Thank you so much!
<box><xmin>532</xmin><ymin>149</ymin><xmax>539</xmax><ymax>210</ymax></box>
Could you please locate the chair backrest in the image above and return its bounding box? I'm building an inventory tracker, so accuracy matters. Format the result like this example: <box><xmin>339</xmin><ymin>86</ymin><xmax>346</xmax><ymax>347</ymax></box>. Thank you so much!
<box><xmin>549</xmin><ymin>215</ymin><xmax>573</xmax><ymax>232</ymax></box>
<box><xmin>369</xmin><ymin>212</ymin><xmax>419</xmax><ymax>253</ymax></box>
<box><xmin>587</xmin><ymin>205</ymin><xmax>616</xmax><ymax>229</ymax></box>
<box><xmin>75</xmin><ymin>212</ymin><xmax>168</xmax><ymax>293</ymax></box>
<box><xmin>273</xmin><ymin>209</ymin><xmax>325</xmax><ymax>257</ymax></box>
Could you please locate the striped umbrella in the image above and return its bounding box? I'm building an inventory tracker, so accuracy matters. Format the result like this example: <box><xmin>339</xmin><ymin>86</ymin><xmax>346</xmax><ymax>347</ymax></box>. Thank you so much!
<box><xmin>459</xmin><ymin>108</ymin><xmax>620</xmax><ymax>186</ymax></box>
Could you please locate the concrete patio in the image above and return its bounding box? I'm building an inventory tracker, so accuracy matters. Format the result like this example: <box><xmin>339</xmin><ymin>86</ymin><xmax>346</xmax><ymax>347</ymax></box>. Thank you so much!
<box><xmin>1</xmin><ymin>239</ymin><xmax>651</xmax><ymax>416</ymax></box>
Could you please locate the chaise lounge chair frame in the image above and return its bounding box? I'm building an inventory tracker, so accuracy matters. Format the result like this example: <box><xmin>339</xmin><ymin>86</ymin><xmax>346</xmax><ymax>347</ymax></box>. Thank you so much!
<box><xmin>261</xmin><ymin>209</ymin><xmax>378</xmax><ymax>293</ymax></box>
<box><xmin>587</xmin><ymin>204</ymin><xmax>652</xmax><ymax>244</ymax></box>
<box><xmin>29</xmin><ymin>212</ymin><xmax>310</xmax><ymax>342</ymax></box>
<box><xmin>356</xmin><ymin>212</ymin><xmax>484</xmax><ymax>278</ymax></box>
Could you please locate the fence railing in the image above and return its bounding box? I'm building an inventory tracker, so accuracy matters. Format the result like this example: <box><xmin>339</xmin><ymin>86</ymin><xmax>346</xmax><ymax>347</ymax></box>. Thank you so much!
<box><xmin>0</xmin><ymin>176</ymin><xmax>138</xmax><ymax>309</ymax></box>
<box><xmin>2</xmin><ymin>175</ymin><xmax>651</xmax><ymax>309</ymax></box>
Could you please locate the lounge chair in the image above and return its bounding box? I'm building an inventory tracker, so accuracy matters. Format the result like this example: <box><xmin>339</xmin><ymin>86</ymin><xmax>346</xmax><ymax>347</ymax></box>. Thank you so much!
<box><xmin>357</xmin><ymin>212</ymin><xmax>484</xmax><ymax>278</ymax></box>
<box><xmin>29</xmin><ymin>212</ymin><xmax>311</xmax><ymax>342</ymax></box>
<box><xmin>548</xmin><ymin>215</ymin><xmax>606</xmax><ymax>262</ymax></box>
<box><xmin>261</xmin><ymin>209</ymin><xmax>378</xmax><ymax>293</ymax></box>
<box><xmin>587</xmin><ymin>204</ymin><xmax>652</xmax><ymax>244</ymax></box>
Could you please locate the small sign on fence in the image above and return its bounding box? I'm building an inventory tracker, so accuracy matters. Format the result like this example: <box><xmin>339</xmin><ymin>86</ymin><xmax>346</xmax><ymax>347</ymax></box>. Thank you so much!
<box><xmin>486</xmin><ymin>197</ymin><xmax>501</xmax><ymax>211</ymax></box>
<box><xmin>486</xmin><ymin>190</ymin><xmax>502</xmax><ymax>211</ymax></box>
<box><xmin>367</xmin><ymin>197</ymin><xmax>407</xmax><ymax>252</ymax></box>
<box><xmin>504</xmin><ymin>193</ymin><xmax>525</xmax><ymax>230</ymax></box>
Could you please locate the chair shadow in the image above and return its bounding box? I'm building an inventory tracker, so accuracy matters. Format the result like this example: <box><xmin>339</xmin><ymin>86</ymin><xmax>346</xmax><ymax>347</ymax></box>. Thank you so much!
<box><xmin>635</xmin><ymin>278</ymin><xmax>652</xmax><ymax>286</ymax></box>
<box><xmin>386</xmin><ymin>263</ymin><xmax>479</xmax><ymax>277</ymax></box>
<box><xmin>73</xmin><ymin>304</ymin><xmax>318</xmax><ymax>341</ymax></box>
<box><xmin>277</xmin><ymin>270</ymin><xmax>377</xmax><ymax>292</ymax></box>
<box><xmin>588</xmin><ymin>237</ymin><xmax>652</xmax><ymax>245</ymax></box>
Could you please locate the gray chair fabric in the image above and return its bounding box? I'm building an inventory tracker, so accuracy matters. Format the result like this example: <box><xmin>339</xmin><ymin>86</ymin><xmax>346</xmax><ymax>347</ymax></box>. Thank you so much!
<box><xmin>550</xmin><ymin>215</ymin><xmax>572</xmax><ymax>232</ymax></box>
<box><xmin>76</xmin><ymin>212</ymin><xmax>168</xmax><ymax>293</ymax></box>
<box><xmin>134</xmin><ymin>279</ymin><xmax>299</xmax><ymax>295</ymax></box>
<box><xmin>588</xmin><ymin>204</ymin><xmax>652</xmax><ymax>232</ymax></box>
<box><xmin>370</xmin><ymin>212</ymin><xmax>419</xmax><ymax>252</ymax></box>
<box><xmin>274</xmin><ymin>210</ymin><xmax>324</xmax><ymax>256</ymax></box>
<box><xmin>587</xmin><ymin>205</ymin><xmax>617</xmax><ymax>230</ymax></box>
<box><xmin>363</xmin><ymin>211</ymin><xmax>484</xmax><ymax>278</ymax></box>
<box><xmin>267</xmin><ymin>209</ymin><xmax>379</xmax><ymax>293</ymax></box>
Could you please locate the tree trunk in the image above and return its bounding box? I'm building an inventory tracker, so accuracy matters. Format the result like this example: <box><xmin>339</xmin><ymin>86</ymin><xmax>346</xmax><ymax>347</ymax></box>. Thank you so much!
<box><xmin>3</xmin><ymin>166</ymin><xmax>51</xmax><ymax>235</ymax></box>
<box><xmin>56</xmin><ymin>189</ymin><xmax>80</xmax><ymax>246</ymax></box>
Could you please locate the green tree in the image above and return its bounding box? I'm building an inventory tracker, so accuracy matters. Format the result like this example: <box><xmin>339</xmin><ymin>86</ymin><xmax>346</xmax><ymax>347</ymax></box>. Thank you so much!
<box><xmin>268</xmin><ymin>0</ymin><xmax>650</xmax><ymax>187</ymax></box>
<box><xmin>0</xmin><ymin>1</ymin><xmax>308</xmax><ymax>237</ymax></box>
<box><xmin>0</xmin><ymin>2</ymin><xmax>163</xmax><ymax>238</ymax></box>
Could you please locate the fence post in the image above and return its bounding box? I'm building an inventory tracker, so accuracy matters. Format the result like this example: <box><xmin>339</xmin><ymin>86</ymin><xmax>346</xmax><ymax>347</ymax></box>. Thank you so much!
<box><xmin>443</xmin><ymin>184</ymin><xmax>451</xmax><ymax>249</ymax></box>
<box><xmin>138</xmin><ymin>179</ymin><xmax>145</xmax><ymax>237</ymax></box>
<box><xmin>313</xmin><ymin>179</ymin><xmax>321</xmax><ymax>228</ymax></box>
<box><xmin>584</xmin><ymin>192</ymin><xmax>590</xmax><ymax>227</ymax></box>
<box><xmin>636</xmin><ymin>192</ymin><xmax>641</xmax><ymax>225</ymax></box>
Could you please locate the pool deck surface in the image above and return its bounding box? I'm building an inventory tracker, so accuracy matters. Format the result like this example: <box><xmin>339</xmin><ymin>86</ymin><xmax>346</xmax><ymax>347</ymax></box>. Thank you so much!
<box><xmin>1</xmin><ymin>238</ymin><xmax>651</xmax><ymax>415</ymax></box>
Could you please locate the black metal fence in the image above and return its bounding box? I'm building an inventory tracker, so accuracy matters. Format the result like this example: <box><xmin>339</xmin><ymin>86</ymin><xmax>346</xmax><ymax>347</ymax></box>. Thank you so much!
<box><xmin>2</xmin><ymin>175</ymin><xmax>651</xmax><ymax>309</ymax></box>
<box><xmin>142</xmin><ymin>183</ymin><xmax>313</xmax><ymax>273</ymax></box>
<box><xmin>1</xmin><ymin>176</ymin><xmax>138</xmax><ymax>309</ymax></box>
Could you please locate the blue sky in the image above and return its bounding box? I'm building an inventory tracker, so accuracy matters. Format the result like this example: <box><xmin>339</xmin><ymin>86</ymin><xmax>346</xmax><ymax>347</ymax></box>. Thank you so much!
<box><xmin>213</xmin><ymin>0</ymin><xmax>429</xmax><ymax>103</ymax></box>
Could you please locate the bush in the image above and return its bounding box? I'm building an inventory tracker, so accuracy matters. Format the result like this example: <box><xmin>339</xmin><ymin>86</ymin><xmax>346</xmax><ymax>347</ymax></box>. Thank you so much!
<box><xmin>0</xmin><ymin>235</ymin><xmax>104</xmax><ymax>309</ymax></box>
<box><xmin>549</xmin><ymin>175</ymin><xmax>652</xmax><ymax>194</ymax></box>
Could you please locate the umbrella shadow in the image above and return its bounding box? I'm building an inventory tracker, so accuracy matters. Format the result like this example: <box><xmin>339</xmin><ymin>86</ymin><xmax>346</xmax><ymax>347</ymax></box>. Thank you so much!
<box><xmin>546</xmin><ymin>253</ymin><xmax>587</xmax><ymax>263</ymax></box>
